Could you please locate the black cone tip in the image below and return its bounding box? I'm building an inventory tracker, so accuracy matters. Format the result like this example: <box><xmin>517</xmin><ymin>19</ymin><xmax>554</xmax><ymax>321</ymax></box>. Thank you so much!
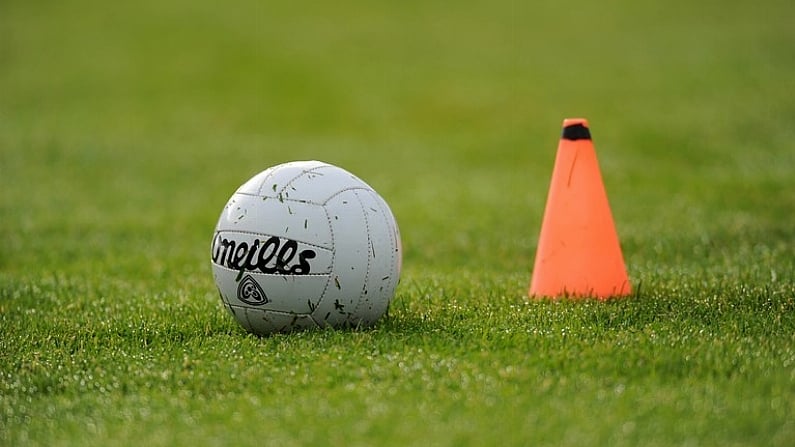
<box><xmin>562</xmin><ymin>123</ymin><xmax>591</xmax><ymax>141</ymax></box>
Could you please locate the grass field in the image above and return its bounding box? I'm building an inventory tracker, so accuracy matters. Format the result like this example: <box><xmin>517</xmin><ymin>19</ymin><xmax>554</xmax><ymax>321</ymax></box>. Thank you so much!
<box><xmin>2</xmin><ymin>0</ymin><xmax>794</xmax><ymax>445</ymax></box>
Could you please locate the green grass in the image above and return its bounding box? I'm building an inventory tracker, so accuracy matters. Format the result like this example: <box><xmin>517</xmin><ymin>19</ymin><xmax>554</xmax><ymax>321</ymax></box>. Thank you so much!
<box><xmin>2</xmin><ymin>0</ymin><xmax>794</xmax><ymax>445</ymax></box>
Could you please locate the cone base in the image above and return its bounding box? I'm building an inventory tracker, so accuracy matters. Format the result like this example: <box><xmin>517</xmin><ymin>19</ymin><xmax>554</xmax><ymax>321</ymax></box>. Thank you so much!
<box><xmin>528</xmin><ymin>282</ymin><xmax>632</xmax><ymax>300</ymax></box>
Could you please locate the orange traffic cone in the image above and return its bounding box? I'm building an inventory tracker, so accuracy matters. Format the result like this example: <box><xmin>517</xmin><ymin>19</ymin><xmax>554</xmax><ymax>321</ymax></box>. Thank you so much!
<box><xmin>529</xmin><ymin>118</ymin><xmax>631</xmax><ymax>299</ymax></box>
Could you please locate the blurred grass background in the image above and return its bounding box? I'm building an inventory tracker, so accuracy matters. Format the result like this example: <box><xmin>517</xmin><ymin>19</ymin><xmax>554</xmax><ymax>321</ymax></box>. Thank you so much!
<box><xmin>2</xmin><ymin>0</ymin><xmax>793</xmax><ymax>276</ymax></box>
<box><xmin>1</xmin><ymin>0</ymin><xmax>794</xmax><ymax>445</ymax></box>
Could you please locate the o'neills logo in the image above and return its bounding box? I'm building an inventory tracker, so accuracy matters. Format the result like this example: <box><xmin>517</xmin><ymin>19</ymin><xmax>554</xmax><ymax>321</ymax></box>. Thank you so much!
<box><xmin>211</xmin><ymin>233</ymin><xmax>316</xmax><ymax>275</ymax></box>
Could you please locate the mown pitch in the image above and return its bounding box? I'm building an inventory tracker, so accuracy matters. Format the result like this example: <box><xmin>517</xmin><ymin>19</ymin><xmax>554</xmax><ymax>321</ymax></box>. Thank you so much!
<box><xmin>2</xmin><ymin>0</ymin><xmax>793</xmax><ymax>445</ymax></box>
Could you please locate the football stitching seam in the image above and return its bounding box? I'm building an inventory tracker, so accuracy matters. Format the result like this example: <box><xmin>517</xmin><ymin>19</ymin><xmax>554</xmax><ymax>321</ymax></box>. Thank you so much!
<box><xmin>311</xmin><ymin>202</ymin><xmax>336</xmax><ymax>325</ymax></box>
<box><xmin>321</xmin><ymin>187</ymin><xmax>374</xmax><ymax>206</ymax></box>
<box><xmin>211</xmin><ymin>263</ymin><xmax>331</xmax><ymax>277</ymax></box>
<box><xmin>253</xmin><ymin>165</ymin><xmax>281</xmax><ymax>196</ymax></box>
<box><xmin>229</xmin><ymin>304</ymin><xmax>316</xmax><ymax>317</ymax></box>
<box><xmin>235</xmin><ymin>191</ymin><xmax>322</xmax><ymax>205</ymax></box>
<box><xmin>275</xmin><ymin>164</ymin><xmax>329</xmax><ymax>196</ymax></box>
<box><xmin>235</xmin><ymin>187</ymin><xmax>374</xmax><ymax>206</ymax></box>
<box><xmin>350</xmin><ymin>189</ymin><xmax>373</xmax><ymax>319</ymax></box>
<box><xmin>373</xmin><ymin>194</ymin><xmax>399</xmax><ymax>306</ymax></box>
<box><xmin>255</xmin><ymin>161</ymin><xmax>316</xmax><ymax>196</ymax></box>
<box><xmin>212</xmin><ymin>229</ymin><xmax>333</xmax><ymax>251</ymax></box>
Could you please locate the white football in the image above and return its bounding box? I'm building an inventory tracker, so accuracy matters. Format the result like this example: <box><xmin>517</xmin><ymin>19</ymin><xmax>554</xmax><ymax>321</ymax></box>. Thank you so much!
<box><xmin>211</xmin><ymin>160</ymin><xmax>402</xmax><ymax>335</ymax></box>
